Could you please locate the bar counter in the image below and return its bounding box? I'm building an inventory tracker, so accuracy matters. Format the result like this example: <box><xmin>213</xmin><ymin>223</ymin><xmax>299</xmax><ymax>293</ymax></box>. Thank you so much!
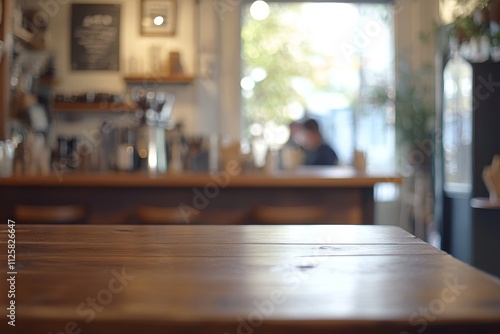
<box><xmin>0</xmin><ymin>167</ymin><xmax>402</xmax><ymax>225</ymax></box>
<box><xmin>0</xmin><ymin>167</ymin><xmax>401</xmax><ymax>187</ymax></box>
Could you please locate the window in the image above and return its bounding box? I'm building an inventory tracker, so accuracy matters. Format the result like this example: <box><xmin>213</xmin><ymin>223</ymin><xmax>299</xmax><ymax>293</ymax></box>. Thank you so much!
<box><xmin>241</xmin><ymin>1</ymin><xmax>395</xmax><ymax>171</ymax></box>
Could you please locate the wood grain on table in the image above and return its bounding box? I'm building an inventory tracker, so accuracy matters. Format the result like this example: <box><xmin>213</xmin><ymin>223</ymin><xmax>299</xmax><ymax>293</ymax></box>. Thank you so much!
<box><xmin>1</xmin><ymin>225</ymin><xmax>499</xmax><ymax>334</ymax></box>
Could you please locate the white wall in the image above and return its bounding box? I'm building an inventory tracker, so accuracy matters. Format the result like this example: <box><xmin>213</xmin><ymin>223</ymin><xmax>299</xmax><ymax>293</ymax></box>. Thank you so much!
<box><xmin>47</xmin><ymin>0</ymin><xmax>196</xmax><ymax>91</ymax></box>
<box><xmin>393</xmin><ymin>0</ymin><xmax>440</xmax><ymax>234</ymax></box>
<box><xmin>42</xmin><ymin>0</ymin><xmax>200</xmax><ymax>134</ymax></box>
<box><xmin>190</xmin><ymin>0</ymin><xmax>243</xmax><ymax>140</ymax></box>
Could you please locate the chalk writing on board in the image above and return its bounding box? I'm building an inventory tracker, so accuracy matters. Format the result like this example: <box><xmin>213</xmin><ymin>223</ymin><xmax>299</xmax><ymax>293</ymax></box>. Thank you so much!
<box><xmin>71</xmin><ymin>4</ymin><xmax>121</xmax><ymax>71</ymax></box>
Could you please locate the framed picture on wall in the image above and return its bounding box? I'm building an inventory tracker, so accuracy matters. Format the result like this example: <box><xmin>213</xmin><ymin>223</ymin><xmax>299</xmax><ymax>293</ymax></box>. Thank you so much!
<box><xmin>71</xmin><ymin>4</ymin><xmax>121</xmax><ymax>71</ymax></box>
<box><xmin>141</xmin><ymin>0</ymin><xmax>177</xmax><ymax>36</ymax></box>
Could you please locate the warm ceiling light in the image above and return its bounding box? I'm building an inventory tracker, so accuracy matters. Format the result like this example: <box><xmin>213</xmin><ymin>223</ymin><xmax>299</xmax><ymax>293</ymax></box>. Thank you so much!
<box><xmin>153</xmin><ymin>16</ymin><xmax>164</xmax><ymax>26</ymax></box>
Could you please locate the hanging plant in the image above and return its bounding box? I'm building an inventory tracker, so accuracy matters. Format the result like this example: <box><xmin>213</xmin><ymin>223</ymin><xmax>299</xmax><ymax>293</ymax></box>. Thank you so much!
<box><xmin>446</xmin><ymin>0</ymin><xmax>500</xmax><ymax>62</ymax></box>
<box><xmin>452</xmin><ymin>15</ymin><xmax>480</xmax><ymax>40</ymax></box>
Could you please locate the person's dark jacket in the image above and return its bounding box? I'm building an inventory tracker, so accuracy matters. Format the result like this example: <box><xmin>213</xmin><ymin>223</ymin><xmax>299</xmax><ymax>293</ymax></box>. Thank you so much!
<box><xmin>304</xmin><ymin>143</ymin><xmax>338</xmax><ymax>166</ymax></box>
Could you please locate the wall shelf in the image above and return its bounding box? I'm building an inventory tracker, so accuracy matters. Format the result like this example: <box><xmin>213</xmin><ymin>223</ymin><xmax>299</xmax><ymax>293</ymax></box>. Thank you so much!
<box><xmin>53</xmin><ymin>101</ymin><xmax>137</xmax><ymax>113</ymax></box>
<box><xmin>471</xmin><ymin>197</ymin><xmax>500</xmax><ymax>210</ymax></box>
<box><xmin>123</xmin><ymin>74</ymin><xmax>195</xmax><ymax>84</ymax></box>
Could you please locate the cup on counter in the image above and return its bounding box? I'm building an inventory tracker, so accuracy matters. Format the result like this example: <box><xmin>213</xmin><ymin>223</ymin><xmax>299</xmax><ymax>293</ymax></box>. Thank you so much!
<box><xmin>209</xmin><ymin>134</ymin><xmax>220</xmax><ymax>172</ymax></box>
<box><xmin>116</xmin><ymin>127</ymin><xmax>135</xmax><ymax>172</ymax></box>
<box><xmin>281</xmin><ymin>146</ymin><xmax>304</xmax><ymax>170</ymax></box>
<box><xmin>24</xmin><ymin>133</ymin><xmax>51</xmax><ymax>175</ymax></box>
<box><xmin>0</xmin><ymin>140</ymin><xmax>16</xmax><ymax>177</ymax></box>
<box><xmin>353</xmin><ymin>150</ymin><xmax>367</xmax><ymax>172</ymax></box>
<box><xmin>220</xmin><ymin>140</ymin><xmax>242</xmax><ymax>174</ymax></box>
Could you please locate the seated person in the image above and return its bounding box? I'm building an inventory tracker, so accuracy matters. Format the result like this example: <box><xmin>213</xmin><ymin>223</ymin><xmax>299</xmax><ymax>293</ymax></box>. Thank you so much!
<box><xmin>300</xmin><ymin>118</ymin><xmax>338</xmax><ymax>166</ymax></box>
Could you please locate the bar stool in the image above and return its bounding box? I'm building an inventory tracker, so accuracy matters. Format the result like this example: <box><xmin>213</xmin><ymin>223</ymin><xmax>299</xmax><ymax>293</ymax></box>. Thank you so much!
<box><xmin>252</xmin><ymin>205</ymin><xmax>328</xmax><ymax>224</ymax></box>
<box><xmin>198</xmin><ymin>209</ymin><xmax>250</xmax><ymax>225</ymax></box>
<box><xmin>14</xmin><ymin>205</ymin><xmax>87</xmax><ymax>224</ymax></box>
<box><xmin>136</xmin><ymin>206</ymin><xmax>197</xmax><ymax>225</ymax></box>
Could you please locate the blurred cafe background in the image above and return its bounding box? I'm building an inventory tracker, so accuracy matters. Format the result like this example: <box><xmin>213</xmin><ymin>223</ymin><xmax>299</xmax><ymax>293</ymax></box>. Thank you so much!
<box><xmin>1</xmin><ymin>0</ymin><xmax>500</xmax><ymax>277</ymax></box>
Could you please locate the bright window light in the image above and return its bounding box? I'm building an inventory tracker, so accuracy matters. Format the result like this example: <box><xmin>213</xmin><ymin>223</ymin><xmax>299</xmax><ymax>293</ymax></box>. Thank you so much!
<box><xmin>250</xmin><ymin>1</ymin><xmax>270</xmax><ymax>21</ymax></box>
<box><xmin>241</xmin><ymin>2</ymin><xmax>395</xmax><ymax>173</ymax></box>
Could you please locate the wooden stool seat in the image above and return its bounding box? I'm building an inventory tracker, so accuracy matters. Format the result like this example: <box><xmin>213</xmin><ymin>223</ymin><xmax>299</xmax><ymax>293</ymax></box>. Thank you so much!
<box><xmin>252</xmin><ymin>205</ymin><xmax>328</xmax><ymax>224</ymax></box>
<box><xmin>14</xmin><ymin>205</ymin><xmax>86</xmax><ymax>224</ymax></box>
<box><xmin>136</xmin><ymin>206</ymin><xmax>195</xmax><ymax>225</ymax></box>
<box><xmin>198</xmin><ymin>209</ymin><xmax>249</xmax><ymax>225</ymax></box>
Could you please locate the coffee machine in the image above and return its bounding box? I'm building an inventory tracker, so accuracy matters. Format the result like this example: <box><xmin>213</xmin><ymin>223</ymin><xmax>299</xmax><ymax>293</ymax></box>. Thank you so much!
<box><xmin>133</xmin><ymin>88</ymin><xmax>175</xmax><ymax>173</ymax></box>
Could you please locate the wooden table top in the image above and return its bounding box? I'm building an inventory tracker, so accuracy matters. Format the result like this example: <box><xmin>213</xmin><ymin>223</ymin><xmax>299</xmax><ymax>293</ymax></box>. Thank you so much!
<box><xmin>1</xmin><ymin>225</ymin><xmax>499</xmax><ymax>334</ymax></box>
<box><xmin>0</xmin><ymin>167</ymin><xmax>402</xmax><ymax>188</ymax></box>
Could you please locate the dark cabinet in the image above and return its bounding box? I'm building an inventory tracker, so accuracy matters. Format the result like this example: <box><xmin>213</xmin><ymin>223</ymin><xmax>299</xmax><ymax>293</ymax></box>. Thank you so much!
<box><xmin>437</xmin><ymin>57</ymin><xmax>500</xmax><ymax>277</ymax></box>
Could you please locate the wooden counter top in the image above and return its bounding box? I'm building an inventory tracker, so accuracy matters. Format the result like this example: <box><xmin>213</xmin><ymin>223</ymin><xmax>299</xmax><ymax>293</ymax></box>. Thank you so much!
<box><xmin>3</xmin><ymin>225</ymin><xmax>500</xmax><ymax>334</ymax></box>
<box><xmin>0</xmin><ymin>168</ymin><xmax>402</xmax><ymax>188</ymax></box>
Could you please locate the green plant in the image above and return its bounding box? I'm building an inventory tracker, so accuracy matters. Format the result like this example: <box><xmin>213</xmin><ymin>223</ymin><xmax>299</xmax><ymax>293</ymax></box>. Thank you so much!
<box><xmin>454</xmin><ymin>0</ymin><xmax>489</xmax><ymax>16</ymax></box>
<box><xmin>448</xmin><ymin>0</ymin><xmax>497</xmax><ymax>41</ymax></box>
<box><xmin>453</xmin><ymin>15</ymin><xmax>480</xmax><ymax>39</ymax></box>
<box><xmin>369</xmin><ymin>64</ymin><xmax>435</xmax><ymax>156</ymax></box>
<box><xmin>241</xmin><ymin>3</ymin><xmax>312</xmax><ymax>127</ymax></box>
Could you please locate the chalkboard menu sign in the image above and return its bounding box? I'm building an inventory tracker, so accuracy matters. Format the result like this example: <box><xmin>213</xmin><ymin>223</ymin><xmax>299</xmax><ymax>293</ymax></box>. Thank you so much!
<box><xmin>71</xmin><ymin>4</ymin><xmax>121</xmax><ymax>71</ymax></box>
